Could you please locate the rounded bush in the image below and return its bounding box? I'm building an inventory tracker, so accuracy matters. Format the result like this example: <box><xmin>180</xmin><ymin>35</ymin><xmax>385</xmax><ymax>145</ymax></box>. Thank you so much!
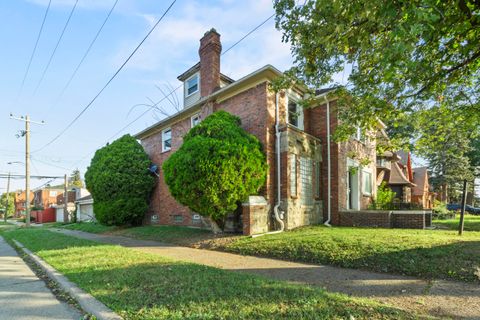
<box><xmin>85</xmin><ymin>134</ymin><xmax>155</xmax><ymax>226</ymax></box>
<box><xmin>163</xmin><ymin>111</ymin><xmax>267</xmax><ymax>226</ymax></box>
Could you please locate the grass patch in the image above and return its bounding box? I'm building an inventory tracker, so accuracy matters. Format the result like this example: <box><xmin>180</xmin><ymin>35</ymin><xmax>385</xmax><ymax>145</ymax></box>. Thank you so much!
<box><xmin>1</xmin><ymin>229</ymin><xmax>416</xmax><ymax>320</ymax></box>
<box><xmin>61</xmin><ymin>222</ymin><xmax>119</xmax><ymax>234</ymax></box>
<box><xmin>224</xmin><ymin>226</ymin><xmax>480</xmax><ymax>283</ymax></box>
<box><xmin>433</xmin><ymin>214</ymin><xmax>480</xmax><ymax>232</ymax></box>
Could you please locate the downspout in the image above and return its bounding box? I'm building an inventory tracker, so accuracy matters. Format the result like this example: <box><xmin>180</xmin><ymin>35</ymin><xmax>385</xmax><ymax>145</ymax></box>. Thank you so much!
<box><xmin>323</xmin><ymin>95</ymin><xmax>332</xmax><ymax>227</ymax></box>
<box><xmin>252</xmin><ymin>91</ymin><xmax>284</xmax><ymax>237</ymax></box>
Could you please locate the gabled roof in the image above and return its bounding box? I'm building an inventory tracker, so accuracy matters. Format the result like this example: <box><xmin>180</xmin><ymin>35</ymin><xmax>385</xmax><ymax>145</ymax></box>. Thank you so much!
<box><xmin>412</xmin><ymin>167</ymin><xmax>429</xmax><ymax>195</ymax></box>
<box><xmin>389</xmin><ymin>161</ymin><xmax>415</xmax><ymax>186</ymax></box>
<box><xmin>135</xmin><ymin>65</ymin><xmax>285</xmax><ymax>140</ymax></box>
<box><xmin>76</xmin><ymin>194</ymin><xmax>93</xmax><ymax>203</ymax></box>
<box><xmin>177</xmin><ymin>62</ymin><xmax>235</xmax><ymax>84</ymax></box>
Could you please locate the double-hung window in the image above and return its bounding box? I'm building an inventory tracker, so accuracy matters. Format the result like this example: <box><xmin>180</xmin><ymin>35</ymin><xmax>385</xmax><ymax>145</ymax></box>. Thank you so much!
<box><xmin>287</xmin><ymin>96</ymin><xmax>304</xmax><ymax>130</ymax></box>
<box><xmin>186</xmin><ymin>74</ymin><xmax>199</xmax><ymax>97</ymax></box>
<box><xmin>162</xmin><ymin>128</ymin><xmax>172</xmax><ymax>152</ymax></box>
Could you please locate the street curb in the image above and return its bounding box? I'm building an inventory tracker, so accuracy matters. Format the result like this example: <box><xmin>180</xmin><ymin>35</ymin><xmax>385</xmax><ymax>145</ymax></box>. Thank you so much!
<box><xmin>12</xmin><ymin>239</ymin><xmax>122</xmax><ymax>320</ymax></box>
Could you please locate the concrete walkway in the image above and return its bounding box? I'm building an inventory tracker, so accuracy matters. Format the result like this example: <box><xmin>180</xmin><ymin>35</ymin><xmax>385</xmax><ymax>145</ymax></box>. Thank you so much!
<box><xmin>52</xmin><ymin>228</ymin><xmax>480</xmax><ymax>320</ymax></box>
<box><xmin>0</xmin><ymin>236</ymin><xmax>82</xmax><ymax>320</ymax></box>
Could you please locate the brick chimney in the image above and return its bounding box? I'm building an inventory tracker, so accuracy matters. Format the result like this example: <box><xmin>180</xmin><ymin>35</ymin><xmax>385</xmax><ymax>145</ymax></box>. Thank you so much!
<box><xmin>199</xmin><ymin>28</ymin><xmax>222</xmax><ymax>97</ymax></box>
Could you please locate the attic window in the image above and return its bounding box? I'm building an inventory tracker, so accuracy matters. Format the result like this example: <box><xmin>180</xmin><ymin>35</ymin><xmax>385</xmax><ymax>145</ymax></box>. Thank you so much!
<box><xmin>186</xmin><ymin>74</ymin><xmax>199</xmax><ymax>96</ymax></box>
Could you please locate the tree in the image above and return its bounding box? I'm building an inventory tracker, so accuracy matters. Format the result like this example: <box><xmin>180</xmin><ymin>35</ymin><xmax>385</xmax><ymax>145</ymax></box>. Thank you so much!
<box><xmin>70</xmin><ymin>169</ymin><xmax>83</xmax><ymax>188</ymax></box>
<box><xmin>415</xmin><ymin>104</ymin><xmax>478</xmax><ymax>202</ymax></box>
<box><xmin>0</xmin><ymin>192</ymin><xmax>15</xmax><ymax>217</ymax></box>
<box><xmin>273</xmin><ymin>0</ymin><xmax>480</xmax><ymax>142</ymax></box>
<box><xmin>163</xmin><ymin>111</ymin><xmax>267</xmax><ymax>231</ymax></box>
<box><xmin>85</xmin><ymin>134</ymin><xmax>155</xmax><ymax>226</ymax></box>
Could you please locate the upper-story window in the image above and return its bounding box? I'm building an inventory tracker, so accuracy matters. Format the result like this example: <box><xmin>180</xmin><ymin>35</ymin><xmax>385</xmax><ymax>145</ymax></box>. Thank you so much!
<box><xmin>162</xmin><ymin>128</ymin><xmax>172</xmax><ymax>152</ymax></box>
<box><xmin>191</xmin><ymin>113</ymin><xmax>201</xmax><ymax>127</ymax></box>
<box><xmin>353</xmin><ymin>126</ymin><xmax>367</xmax><ymax>143</ymax></box>
<box><xmin>49</xmin><ymin>191</ymin><xmax>57</xmax><ymax>197</ymax></box>
<box><xmin>287</xmin><ymin>95</ymin><xmax>304</xmax><ymax>130</ymax></box>
<box><xmin>186</xmin><ymin>74</ymin><xmax>199</xmax><ymax>97</ymax></box>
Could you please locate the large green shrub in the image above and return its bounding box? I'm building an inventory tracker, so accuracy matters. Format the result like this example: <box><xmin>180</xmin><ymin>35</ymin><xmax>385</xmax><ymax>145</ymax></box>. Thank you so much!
<box><xmin>163</xmin><ymin>111</ymin><xmax>267</xmax><ymax>228</ymax></box>
<box><xmin>85</xmin><ymin>134</ymin><xmax>155</xmax><ymax>226</ymax></box>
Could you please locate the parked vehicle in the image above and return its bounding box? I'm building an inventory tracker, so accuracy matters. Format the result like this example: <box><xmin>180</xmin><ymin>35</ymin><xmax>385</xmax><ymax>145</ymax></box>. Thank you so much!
<box><xmin>447</xmin><ymin>204</ymin><xmax>480</xmax><ymax>215</ymax></box>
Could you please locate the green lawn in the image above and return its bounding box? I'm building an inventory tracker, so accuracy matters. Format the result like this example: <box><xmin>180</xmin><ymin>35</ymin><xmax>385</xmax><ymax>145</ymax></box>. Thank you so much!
<box><xmin>56</xmin><ymin>221</ymin><xmax>480</xmax><ymax>283</ymax></box>
<box><xmin>224</xmin><ymin>226</ymin><xmax>480</xmax><ymax>283</ymax></box>
<box><xmin>1</xmin><ymin>229</ymin><xmax>416</xmax><ymax>320</ymax></box>
<box><xmin>433</xmin><ymin>214</ymin><xmax>480</xmax><ymax>232</ymax></box>
<box><xmin>62</xmin><ymin>222</ymin><xmax>119</xmax><ymax>234</ymax></box>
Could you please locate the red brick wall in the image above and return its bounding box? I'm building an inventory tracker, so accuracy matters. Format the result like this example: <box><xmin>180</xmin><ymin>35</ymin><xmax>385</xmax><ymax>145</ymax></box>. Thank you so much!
<box><xmin>141</xmin><ymin>82</ymin><xmax>275</xmax><ymax>229</ymax></box>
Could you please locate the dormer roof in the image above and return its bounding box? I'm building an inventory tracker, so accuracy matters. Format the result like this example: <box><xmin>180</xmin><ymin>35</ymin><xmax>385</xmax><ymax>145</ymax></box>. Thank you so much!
<box><xmin>177</xmin><ymin>62</ymin><xmax>235</xmax><ymax>84</ymax></box>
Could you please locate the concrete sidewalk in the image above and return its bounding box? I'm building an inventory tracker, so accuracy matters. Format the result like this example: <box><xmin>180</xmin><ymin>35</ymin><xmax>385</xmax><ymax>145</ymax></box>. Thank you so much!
<box><xmin>0</xmin><ymin>236</ymin><xmax>82</xmax><ymax>320</ymax></box>
<box><xmin>52</xmin><ymin>228</ymin><xmax>480</xmax><ymax>320</ymax></box>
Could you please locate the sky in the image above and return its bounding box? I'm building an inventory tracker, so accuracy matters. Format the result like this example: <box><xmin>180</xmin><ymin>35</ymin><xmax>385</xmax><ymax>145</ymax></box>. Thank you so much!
<box><xmin>0</xmin><ymin>0</ymin><xmax>298</xmax><ymax>191</ymax></box>
<box><xmin>0</xmin><ymin>0</ymin><xmax>477</xmax><ymax>198</ymax></box>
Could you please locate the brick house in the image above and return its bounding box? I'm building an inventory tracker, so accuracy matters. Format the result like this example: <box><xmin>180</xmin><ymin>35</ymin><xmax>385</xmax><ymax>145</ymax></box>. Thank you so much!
<box><xmin>14</xmin><ymin>190</ymin><xmax>34</xmax><ymax>216</ymax></box>
<box><xmin>135</xmin><ymin>29</ymin><xmax>377</xmax><ymax>235</ymax></box>
<box><xmin>33</xmin><ymin>188</ymin><xmax>64</xmax><ymax>209</ymax></box>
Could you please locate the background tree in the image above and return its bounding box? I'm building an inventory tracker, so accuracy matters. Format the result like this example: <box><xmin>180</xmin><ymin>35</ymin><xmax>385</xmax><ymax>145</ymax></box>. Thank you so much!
<box><xmin>0</xmin><ymin>192</ymin><xmax>15</xmax><ymax>217</ymax></box>
<box><xmin>274</xmin><ymin>0</ymin><xmax>479</xmax><ymax>202</ymax></box>
<box><xmin>85</xmin><ymin>134</ymin><xmax>155</xmax><ymax>226</ymax></box>
<box><xmin>273</xmin><ymin>0</ymin><xmax>479</xmax><ymax>135</ymax></box>
<box><xmin>163</xmin><ymin>111</ymin><xmax>267</xmax><ymax>231</ymax></box>
<box><xmin>70</xmin><ymin>169</ymin><xmax>83</xmax><ymax>188</ymax></box>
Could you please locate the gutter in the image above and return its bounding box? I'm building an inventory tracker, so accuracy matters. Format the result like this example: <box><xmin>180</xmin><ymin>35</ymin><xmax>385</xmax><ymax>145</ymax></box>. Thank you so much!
<box><xmin>321</xmin><ymin>94</ymin><xmax>332</xmax><ymax>227</ymax></box>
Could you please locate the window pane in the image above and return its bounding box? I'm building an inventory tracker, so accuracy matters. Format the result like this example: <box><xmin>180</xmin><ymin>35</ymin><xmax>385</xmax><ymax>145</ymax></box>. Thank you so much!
<box><xmin>363</xmin><ymin>171</ymin><xmax>372</xmax><ymax>194</ymax></box>
<box><xmin>300</xmin><ymin>157</ymin><xmax>313</xmax><ymax>205</ymax></box>
<box><xmin>163</xmin><ymin>129</ymin><xmax>172</xmax><ymax>151</ymax></box>
<box><xmin>288</xmin><ymin>101</ymin><xmax>298</xmax><ymax>127</ymax></box>
<box><xmin>187</xmin><ymin>76</ymin><xmax>198</xmax><ymax>95</ymax></box>
<box><xmin>315</xmin><ymin>162</ymin><xmax>321</xmax><ymax>198</ymax></box>
<box><xmin>290</xmin><ymin>154</ymin><xmax>297</xmax><ymax>196</ymax></box>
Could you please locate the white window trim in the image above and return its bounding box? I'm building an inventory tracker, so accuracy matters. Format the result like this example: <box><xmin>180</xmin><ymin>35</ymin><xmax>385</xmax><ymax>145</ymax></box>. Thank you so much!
<box><xmin>361</xmin><ymin>168</ymin><xmax>373</xmax><ymax>196</ymax></box>
<box><xmin>191</xmin><ymin>113</ymin><xmax>201</xmax><ymax>128</ymax></box>
<box><xmin>185</xmin><ymin>73</ymin><xmax>200</xmax><ymax>98</ymax></box>
<box><xmin>287</xmin><ymin>92</ymin><xmax>304</xmax><ymax>131</ymax></box>
<box><xmin>162</xmin><ymin>128</ymin><xmax>172</xmax><ymax>152</ymax></box>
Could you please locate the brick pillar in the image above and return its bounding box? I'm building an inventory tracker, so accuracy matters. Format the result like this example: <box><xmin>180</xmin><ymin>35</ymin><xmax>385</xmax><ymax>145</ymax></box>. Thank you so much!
<box><xmin>199</xmin><ymin>28</ymin><xmax>222</xmax><ymax>97</ymax></box>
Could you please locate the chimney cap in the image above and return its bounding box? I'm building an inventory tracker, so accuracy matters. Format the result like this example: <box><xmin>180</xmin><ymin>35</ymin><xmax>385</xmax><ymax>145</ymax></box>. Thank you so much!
<box><xmin>204</xmin><ymin>28</ymin><xmax>219</xmax><ymax>36</ymax></box>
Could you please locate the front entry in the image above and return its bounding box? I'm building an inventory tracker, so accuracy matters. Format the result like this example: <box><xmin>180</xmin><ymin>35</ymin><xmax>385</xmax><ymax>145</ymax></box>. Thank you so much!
<box><xmin>347</xmin><ymin>168</ymin><xmax>360</xmax><ymax>210</ymax></box>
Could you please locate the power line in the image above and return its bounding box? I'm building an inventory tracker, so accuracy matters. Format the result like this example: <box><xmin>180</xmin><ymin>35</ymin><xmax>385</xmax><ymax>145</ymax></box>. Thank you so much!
<box><xmin>53</xmin><ymin>0</ymin><xmax>119</xmax><ymax>105</ymax></box>
<box><xmin>67</xmin><ymin>12</ymin><xmax>277</xmax><ymax>171</ymax></box>
<box><xmin>33</xmin><ymin>0</ymin><xmax>177</xmax><ymax>154</ymax></box>
<box><xmin>222</xmin><ymin>13</ymin><xmax>275</xmax><ymax>55</ymax></box>
<box><xmin>33</xmin><ymin>0</ymin><xmax>79</xmax><ymax>96</ymax></box>
<box><xmin>17</xmin><ymin>0</ymin><xmax>52</xmax><ymax>99</ymax></box>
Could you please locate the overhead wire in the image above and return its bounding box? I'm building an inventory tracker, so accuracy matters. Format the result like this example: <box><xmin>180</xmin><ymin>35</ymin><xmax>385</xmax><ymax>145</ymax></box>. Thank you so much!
<box><xmin>33</xmin><ymin>0</ymin><xmax>79</xmax><ymax>96</ymax></box>
<box><xmin>66</xmin><ymin>12</ymin><xmax>277</xmax><ymax>171</ymax></box>
<box><xmin>52</xmin><ymin>0</ymin><xmax>119</xmax><ymax>108</ymax></box>
<box><xmin>17</xmin><ymin>0</ymin><xmax>52</xmax><ymax>100</ymax></box>
<box><xmin>32</xmin><ymin>0</ymin><xmax>178</xmax><ymax>154</ymax></box>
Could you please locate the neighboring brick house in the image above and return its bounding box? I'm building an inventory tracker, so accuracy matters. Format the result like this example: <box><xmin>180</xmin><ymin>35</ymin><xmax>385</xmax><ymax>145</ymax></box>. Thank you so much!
<box><xmin>33</xmin><ymin>187</ymin><xmax>64</xmax><ymax>209</ymax></box>
<box><xmin>14</xmin><ymin>190</ymin><xmax>34</xmax><ymax>216</ymax></box>
<box><xmin>135</xmin><ymin>29</ymin><xmax>377</xmax><ymax>234</ymax></box>
<box><xmin>411</xmin><ymin>167</ymin><xmax>435</xmax><ymax>209</ymax></box>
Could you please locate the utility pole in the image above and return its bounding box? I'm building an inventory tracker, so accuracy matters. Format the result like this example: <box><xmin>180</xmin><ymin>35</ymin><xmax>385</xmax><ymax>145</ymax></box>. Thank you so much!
<box><xmin>458</xmin><ymin>179</ymin><xmax>468</xmax><ymax>236</ymax></box>
<box><xmin>3</xmin><ymin>172</ymin><xmax>10</xmax><ymax>223</ymax></box>
<box><xmin>10</xmin><ymin>114</ymin><xmax>45</xmax><ymax>227</ymax></box>
<box><xmin>64</xmin><ymin>174</ymin><xmax>69</xmax><ymax>223</ymax></box>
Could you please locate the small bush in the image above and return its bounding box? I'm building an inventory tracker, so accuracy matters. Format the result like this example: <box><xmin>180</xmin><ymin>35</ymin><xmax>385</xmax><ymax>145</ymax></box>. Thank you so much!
<box><xmin>369</xmin><ymin>182</ymin><xmax>395</xmax><ymax>210</ymax></box>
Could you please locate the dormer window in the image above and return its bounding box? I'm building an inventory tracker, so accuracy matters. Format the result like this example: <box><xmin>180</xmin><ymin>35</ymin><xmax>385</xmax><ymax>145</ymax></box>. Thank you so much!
<box><xmin>186</xmin><ymin>74</ymin><xmax>199</xmax><ymax>97</ymax></box>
